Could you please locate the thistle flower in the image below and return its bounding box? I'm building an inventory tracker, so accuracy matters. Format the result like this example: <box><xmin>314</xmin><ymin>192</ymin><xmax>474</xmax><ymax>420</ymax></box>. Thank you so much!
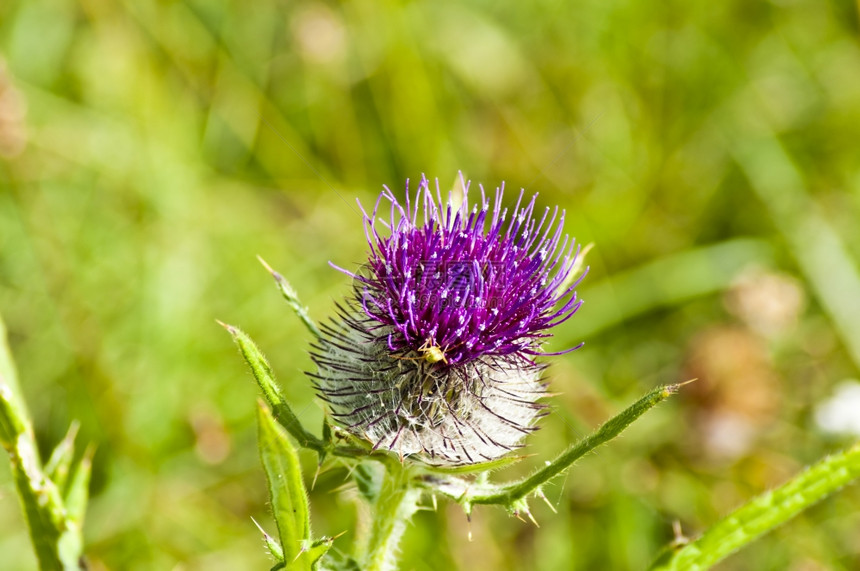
<box><xmin>310</xmin><ymin>177</ymin><xmax>585</xmax><ymax>465</ymax></box>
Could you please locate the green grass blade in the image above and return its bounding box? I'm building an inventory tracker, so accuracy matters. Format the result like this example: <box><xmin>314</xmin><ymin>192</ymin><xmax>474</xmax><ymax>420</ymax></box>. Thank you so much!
<box><xmin>560</xmin><ymin>239</ymin><xmax>773</xmax><ymax>344</ymax></box>
<box><xmin>63</xmin><ymin>448</ymin><xmax>93</xmax><ymax>525</ymax></box>
<box><xmin>730</xmin><ymin>134</ymin><xmax>860</xmax><ymax>371</ymax></box>
<box><xmin>652</xmin><ymin>442</ymin><xmax>860</xmax><ymax>570</ymax></box>
<box><xmin>257</xmin><ymin>400</ymin><xmax>312</xmax><ymax>570</ymax></box>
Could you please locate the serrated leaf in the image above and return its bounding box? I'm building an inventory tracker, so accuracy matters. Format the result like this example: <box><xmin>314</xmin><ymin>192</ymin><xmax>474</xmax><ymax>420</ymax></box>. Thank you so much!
<box><xmin>303</xmin><ymin>537</ymin><xmax>334</xmax><ymax>569</ymax></box>
<box><xmin>222</xmin><ymin>323</ymin><xmax>324</xmax><ymax>452</ymax></box>
<box><xmin>223</xmin><ymin>323</ymin><xmax>286</xmax><ymax>409</ymax></box>
<box><xmin>257</xmin><ymin>401</ymin><xmax>312</xmax><ymax>570</ymax></box>
<box><xmin>253</xmin><ymin>517</ymin><xmax>286</xmax><ymax>563</ymax></box>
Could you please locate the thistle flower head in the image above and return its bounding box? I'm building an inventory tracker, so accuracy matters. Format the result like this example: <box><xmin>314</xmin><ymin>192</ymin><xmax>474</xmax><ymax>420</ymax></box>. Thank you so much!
<box><xmin>311</xmin><ymin>176</ymin><xmax>585</xmax><ymax>465</ymax></box>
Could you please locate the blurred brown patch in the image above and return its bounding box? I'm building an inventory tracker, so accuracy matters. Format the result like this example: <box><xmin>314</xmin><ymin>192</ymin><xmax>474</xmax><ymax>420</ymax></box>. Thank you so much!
<box><xmin>189</xmin><ymin>406</ymin><xmax>232</xmax><ymax>465</ymax></box>
<box><xmin>0</xmin><ymin>59</ymin><xmax>27</xmax><ymax>158</ymax></box>
<box><xmin>724</xmin><ymin>267</ymin><xmax>805</xmax><ymax>339</ymax></box>
<box><xmin>683</xmin><ymin>326</ymin><xmax>782</xmax><ymax>460</ymax></box>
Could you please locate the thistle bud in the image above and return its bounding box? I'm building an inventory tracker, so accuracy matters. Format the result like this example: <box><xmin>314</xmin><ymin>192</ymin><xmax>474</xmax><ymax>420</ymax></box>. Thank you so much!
<box><xmin>310</xmin><ymin>176</ymin><xmax>585</xmax><ymax>465</ymax></box>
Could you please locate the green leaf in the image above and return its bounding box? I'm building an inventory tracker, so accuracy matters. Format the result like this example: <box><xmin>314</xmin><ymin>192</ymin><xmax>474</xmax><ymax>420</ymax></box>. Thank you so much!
<box><xmin>257</xmin><ymin>400</ymin><xmax>312</xmax><ymax>570</ymax></box>
<box><xmin>0</xmin><ymin>382</ymin><xmax>29</xmax><ymax>450</ymax></box>
<box><xmin>221</xmin><ymin>322</ymin><xmax>324</xmax><ymax>452</ymax></box>
<box><xmin>318</xmin><ymin>549</ymin><xmax>362</xmax><ymax>571</ymax></box>
<box><xmin>253</xmin><ymin>517</ymin><xmax>286</xmax><ymax>564</ymax></box>
<box><xmin>63</xmin><ymin>447</ymin><xmax>93</xmax><ymax>525</ymax></box>
<box><xmin>651</xmin><ymin>442</ymin><xmax>860</xmax><ymax>570</ymax></box>
<box><xmin>303</xmin><ymin>537</ymin><xmax>334</xmax><ymax>569</ymax></box>
<box><xmin>354</xmin><ymin>462</ymin><xmax>383</xmax><ymax>503</ymax></box>
<box><xmin>322</xmin><ymin>418</ymin><xmax>332</xmax><ymax>446</ymax></box>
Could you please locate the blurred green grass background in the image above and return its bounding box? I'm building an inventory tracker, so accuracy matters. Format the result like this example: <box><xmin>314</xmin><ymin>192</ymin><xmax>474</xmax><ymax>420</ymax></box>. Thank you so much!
<box><xmin>2</xmin><ymin>0</ymin><xmax>860</xmax><ymax>569</ymax></box>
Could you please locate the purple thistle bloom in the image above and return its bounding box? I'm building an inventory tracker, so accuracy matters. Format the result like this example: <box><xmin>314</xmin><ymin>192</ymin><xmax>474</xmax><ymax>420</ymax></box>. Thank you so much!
<box><xmin>311</xmin><ymin>176</ymin><xmax>585</xmax><ymax>465</ymax></box>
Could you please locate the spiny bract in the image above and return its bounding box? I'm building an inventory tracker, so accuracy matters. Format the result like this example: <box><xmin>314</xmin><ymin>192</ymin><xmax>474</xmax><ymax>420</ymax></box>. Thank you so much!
<box><xmin>310</xmin><ymin>176</ymin><xmax>585</xmax><ymax>465</ymax></box>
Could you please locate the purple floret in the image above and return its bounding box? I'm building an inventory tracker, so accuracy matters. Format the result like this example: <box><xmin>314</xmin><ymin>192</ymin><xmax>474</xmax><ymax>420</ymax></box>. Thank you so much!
<box><xmin>335</xmin><ymin>175</ymin><xmax>585</xmax><ymax>366</ymax></box>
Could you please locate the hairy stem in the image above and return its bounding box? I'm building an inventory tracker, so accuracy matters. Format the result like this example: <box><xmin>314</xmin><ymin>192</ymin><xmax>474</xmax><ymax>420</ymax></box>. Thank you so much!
<box><xmin>651</xmin><ymin>442</ymin><xmax>860</xmax><ymax>570</ymax></box>
<box><xmin>258</xmin><ymin>256</ymin><xmax>323</xmax><ymax>339</ymax></box>
<box><xmin>364</xmin><ymin>463</ymin><xmax>419</xmax><ymax>571</ymax></box>
<box><xmin>420</xmin><ymin>384</ymin><xmax>680</xmax><ymax>508</ymax></box>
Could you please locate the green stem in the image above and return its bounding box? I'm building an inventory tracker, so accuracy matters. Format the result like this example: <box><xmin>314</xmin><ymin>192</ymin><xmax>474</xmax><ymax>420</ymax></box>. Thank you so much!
<box><xmin>651</xmin><ymin>442</ymin><xmax>860</xmax><ymax>570</ymax></box>
<box><xmin>364</xmin><ymin>463</ymin><xmax>419</xmax><ymax>571</ymax></box>
<box><xmin>434</xmin><ymin>383</ymin><xmax>685</xmax><ymax>509</ymax></box>
<box><xmin>1</xmin><ymin>376</ymin><xmax>85</xmax><ymax>570</ymax></box>
<box><xmin>257</xmin><ymin>256</ymin><xmax>323</xmax><ymax>339</ymax></box>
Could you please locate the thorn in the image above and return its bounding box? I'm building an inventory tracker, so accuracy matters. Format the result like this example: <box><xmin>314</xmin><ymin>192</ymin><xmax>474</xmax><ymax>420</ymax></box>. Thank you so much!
<box><xmin>673</xmin><ymin>378</ymin><xmax>699</xmax><ymax>390</ymax></box>
<box><xmin>526</xmin><ymin>509</ymin><xmax>539</xmax><ymax>528</ymax></box>
<box><xmin>329</xmin><ymin>481</ymin><xmax>356</xmax><ymax>494</ymax></box>
<box><xmin>466</xmin><ymin>512</ymin><xmax>473</xmax><ymax>542</ymax></box>
<box><xmin>312</xmin><ymin>463</ymin><xmax>321</xmax><ymax>491</ymax></box>
<box><xmin>215</xmin><ymin>319</ymin><xmax>235</xmax><ymax>333</ymax></box>
<box><xmin>257</xmin><ymin>255</ymin><xmax>285</xmax><ymax>282</ymax></box>
<box><xmin>535</xmin><ymin>488</ymin><xmax>557</xmax><ymax>514</ymax></box>
<box><xmin>256</xmin><ymin>255</ymin><xmax>275</xmax><ymax>275</ymax></box>
<box><xmin>251</xmin><ymin>517</ymin><xmax>270</xmax><ymax>538</ymax></box>
<box><xmin>431</xmin><ymin>494</ymin><xmax>438</xmax><ymax>512</ymax></box>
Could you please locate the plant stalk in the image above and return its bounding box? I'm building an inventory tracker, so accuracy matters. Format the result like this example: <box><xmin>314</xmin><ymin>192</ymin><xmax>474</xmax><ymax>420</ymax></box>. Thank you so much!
<box><xmin>468</xmin><ymin>383</ymin><xmax>679</xmax><ymax>505</ymax></box>
<box><xmin>364</xmin><ymin>463</ymin><xmax>419</xmax><ymax>571</ymax></box>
